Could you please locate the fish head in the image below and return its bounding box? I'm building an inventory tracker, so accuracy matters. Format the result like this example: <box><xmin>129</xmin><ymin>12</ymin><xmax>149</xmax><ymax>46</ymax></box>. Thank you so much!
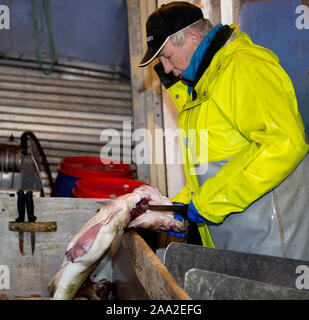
<box><xmin>110</xmin><ymin>192</ymin><xmax>143</xmax><ymax>226</ymax></box>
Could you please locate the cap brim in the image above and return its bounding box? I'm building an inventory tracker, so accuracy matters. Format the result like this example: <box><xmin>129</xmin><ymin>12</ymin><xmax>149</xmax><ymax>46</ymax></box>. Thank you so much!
<box><xmin>138</xmin><ymin>37</ymin><xmax>169</xmax><ymax>67</ymax></box>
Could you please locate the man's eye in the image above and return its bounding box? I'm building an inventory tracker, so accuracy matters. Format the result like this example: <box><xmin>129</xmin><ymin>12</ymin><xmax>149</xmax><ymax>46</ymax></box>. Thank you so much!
<box><xmin>159</xmin><ymin>56</ymin><xmax>170</xmax><ymax>62</ymax></box>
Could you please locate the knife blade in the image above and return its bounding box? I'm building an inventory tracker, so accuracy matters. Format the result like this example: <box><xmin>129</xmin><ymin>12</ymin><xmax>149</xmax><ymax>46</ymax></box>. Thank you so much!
<box><xmin>146</xmin><ymin>204</ymin><xmax>189</xmax><ymax>216</ymax></box>
<box><xmin>25</xmin><ymin>191</ymin><xmax>36</xmax><ymax>255</ymax></box>
<box><xmin>16</xmin><ymin>189</ymin><xmax>26</xmax><ymax>256</ymax></box>
<box><xmin>95</xmin><ymin>199</ymin><xmax>189</xmax><ymax>216</ymax></box>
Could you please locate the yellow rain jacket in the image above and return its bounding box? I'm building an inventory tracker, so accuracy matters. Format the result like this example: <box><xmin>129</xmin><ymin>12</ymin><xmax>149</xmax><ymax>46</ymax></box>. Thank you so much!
<box><xmin>155</xmin><ymin>25</ymin><xmax>309</xmax><ymax>260</ymax></box>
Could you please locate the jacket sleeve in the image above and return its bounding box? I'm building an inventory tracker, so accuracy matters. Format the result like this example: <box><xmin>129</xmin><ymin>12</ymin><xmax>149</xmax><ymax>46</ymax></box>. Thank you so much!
<box><xmin>192</xmin><ymin>51</ymin><xmax>309</xmax><ymax>223</ymax></box>
<box><xmin>171</xmin><ymin>183</ymin><xmax>191</xmax><ymax>205</ymax></box>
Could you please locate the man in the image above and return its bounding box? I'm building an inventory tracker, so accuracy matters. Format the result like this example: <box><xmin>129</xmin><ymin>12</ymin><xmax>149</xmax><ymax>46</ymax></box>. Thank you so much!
<box><xmin>139</xmin><ymin>2</ymin><xmax>309</xmax><ymax>261</ymax></box>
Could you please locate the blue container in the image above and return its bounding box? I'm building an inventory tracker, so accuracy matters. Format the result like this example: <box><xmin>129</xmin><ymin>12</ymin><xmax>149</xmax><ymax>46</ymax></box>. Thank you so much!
<box><xmin>55</xmin><ymin>171</ymin><xmax>79</xmax><ymax>197</ymax></box>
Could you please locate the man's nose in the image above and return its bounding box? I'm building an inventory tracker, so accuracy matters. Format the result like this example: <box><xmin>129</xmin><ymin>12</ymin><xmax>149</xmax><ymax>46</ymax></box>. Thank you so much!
<box><xmin>161</xmin><ymin>58</ymin><xmax>173</xmax><ymax>74</ymax></box>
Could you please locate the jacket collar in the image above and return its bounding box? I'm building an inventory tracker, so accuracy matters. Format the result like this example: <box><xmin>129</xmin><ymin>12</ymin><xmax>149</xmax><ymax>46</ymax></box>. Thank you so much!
<box><xmin>154</xmin><ymin>25</ymin><xmax>234</xmax><ymax>97</ymax></box>
<box><xmin>181</xmin><ymin>24</ymin><xmax>223</xmax><ymax>93</ymax></box>
<box><xmin>181</xmin><ymin>25</ymin><xmax>234</xmax><ymax>100</ymax></box>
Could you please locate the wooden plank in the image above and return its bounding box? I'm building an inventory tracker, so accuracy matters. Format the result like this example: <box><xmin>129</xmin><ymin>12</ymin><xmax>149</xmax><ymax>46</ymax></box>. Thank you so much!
<box><xmin>0</xmin><ymin>74</ymin><xmax>131</xmax><ymax>91</ymax></box>
<box><xmin>0</xmin><ymin>113</ymin><xmax>127</xmax><ymax>130</ymax></box>
<box><xmin>0</xmin><ymin>59</ymin><xmax>123</xmax><ymax>81</ymax></box>
<box><xmin>0</xmin><ymin>105</ymin><xmax>132</xmax><ymax>122</ymax></box>
<box><xmin>0</xmin><ymin>65</ymin><xmax>118</xmax><ymax>82</ymax></box>
<box><xmin>0</xmin><ymin>97</ymin><xmax>132</xmax><ymax>115</ymax></box>
<box><xmin>0</xmin><ymin>129</ymin><xmax>123</xmax><ymax>144</ymax></box>
<box><xmin>0</xmin><ymin>122</ymin><xmax>131</xmax><ymax>138</ymax></box>
<box><xmin>0</xmin><ymin>65</ymin><xmax>122</xmax><ymax>83</ymax></box>
<box><xmin>122</xmin><ymin>230</ymin><xmax>191</xmax><ymax>300</ymax></box>
<box><xmin>0</xmin><ymin>89</ymin><xmax>131</xmax><ymax>107</ymax></box>
<box><xmin>0</xmin><ymin>82</ymin><xmax>132</xmax><ymax>100</ymax></box>
<box><xmin>9</xmin><ymin>222</ymin><xmax>57</xmax><ymax>233</ymax></box>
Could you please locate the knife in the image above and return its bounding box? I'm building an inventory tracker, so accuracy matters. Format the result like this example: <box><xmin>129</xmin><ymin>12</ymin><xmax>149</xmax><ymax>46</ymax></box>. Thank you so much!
<box><xmin>16</xmin><ymin>189</ymin><xmax>26</xmax><ymax>256</ymax></box>
<box><xmin>96</xmin><ymin>199</ymin><xmax>189</xmax><ymax>216</ymax></box>
<box><xmin>146</xmin><ymin>204</ymin><xmax>189</xmax><ymax>216</ymax></box>
<box><xmin>25</xmin><ymin>191</ymin><xmax>37</xmax><ymax>255</ymax></box>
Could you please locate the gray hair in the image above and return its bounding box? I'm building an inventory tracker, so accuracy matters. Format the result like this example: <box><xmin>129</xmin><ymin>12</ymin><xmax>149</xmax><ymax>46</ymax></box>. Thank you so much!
<box><xmin>169</xmin><ymin>19</ymin><xmax>214</xmax><ymax>46</ymax></box>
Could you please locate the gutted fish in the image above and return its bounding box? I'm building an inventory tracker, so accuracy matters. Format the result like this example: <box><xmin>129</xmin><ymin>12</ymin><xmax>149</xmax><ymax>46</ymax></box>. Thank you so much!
<box><xmin>129</xmin><ymin>185</ymin><xmax>187</xmax><ymax>231</ymax></box>
<box><xmin>128</xmin><ymin>210</ymin><xmax>186</xmax><ymax>231</ymax></box>
<box><xmin>48</xmin><ymin>192</ymin><xmax>142</xmax><ymax>300</ymax></box>
<box><xmin>74</xmin><ymin>278</ymin><xmax>112</xmax><ymax>300</ymax></box>
<box><xmin>133</xmin><ymin>185</ymin><xmax>172</xmax><ymax>205</ymax></box>
<box><xmin>48</xmin><ymin>186</ymin><xmax>187</xmax><ymax>300</ymax></box>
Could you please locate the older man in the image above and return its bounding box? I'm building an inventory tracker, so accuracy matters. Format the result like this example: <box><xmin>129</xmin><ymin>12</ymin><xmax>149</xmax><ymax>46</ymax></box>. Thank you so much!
<box><xmin>139</xmin><ymin>2</ymin><xmax>309</xmax><ymax>261</ymax></box>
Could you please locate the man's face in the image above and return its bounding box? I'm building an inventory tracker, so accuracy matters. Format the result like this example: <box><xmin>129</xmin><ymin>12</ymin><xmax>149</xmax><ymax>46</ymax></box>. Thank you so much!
<box><xmin>158</xmin><ymin>34</ymin><xmax>198</xmax><ymax>77</ymax></box>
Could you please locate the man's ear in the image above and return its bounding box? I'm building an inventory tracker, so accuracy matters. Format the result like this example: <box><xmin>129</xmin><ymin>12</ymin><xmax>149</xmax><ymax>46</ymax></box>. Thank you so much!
<box><xmin>186</xmin><ymin>27</ymin><xmax>203</xmax><ymax>46</ymax></box>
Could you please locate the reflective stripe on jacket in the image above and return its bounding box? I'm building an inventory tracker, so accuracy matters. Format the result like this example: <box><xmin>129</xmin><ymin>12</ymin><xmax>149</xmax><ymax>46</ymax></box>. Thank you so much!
<box><xmin>158</xmin><ymin>25</ymin><xmax>309</xmax><ymax>260</ymax></box>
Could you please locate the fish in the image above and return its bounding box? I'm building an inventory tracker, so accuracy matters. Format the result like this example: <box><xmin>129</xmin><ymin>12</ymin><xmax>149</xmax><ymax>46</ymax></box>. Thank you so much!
<box><xmin>74</xmin><ymin>278</ymin><xmax>112</xmax><ymax>300</ymax></box>
<box><xmin>133</xmin><ymin>185</ymin><xmax>173</xmax><ymax>205</ymax></box>
<box><xmin>48</xmin><ymin>186</ymin><xmax>187</xmax><ymax>300</ymax></box>
<box><xmin>128</xmin><ymin>185</ymin><xmax>186</xmax><ymax>231</ymax></box>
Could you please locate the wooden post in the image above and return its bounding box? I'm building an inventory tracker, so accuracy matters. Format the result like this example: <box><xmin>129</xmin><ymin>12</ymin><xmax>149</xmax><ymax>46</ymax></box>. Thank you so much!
<box><xmin>126</xmin><ymin>0</ymin><xmax>167</xmax><ymax>196</ymax></box>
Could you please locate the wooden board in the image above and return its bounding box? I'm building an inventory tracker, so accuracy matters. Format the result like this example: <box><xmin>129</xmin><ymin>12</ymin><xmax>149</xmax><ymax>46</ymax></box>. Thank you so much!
<box><xmin>9</xmin><ymin>222</ymin><xmax>57</xmax><ymax>232</ymax></box>
<box><xmin>121</xmin><ymin>230</ymin><xmax>191</xmax><ymax>300</ymax></box>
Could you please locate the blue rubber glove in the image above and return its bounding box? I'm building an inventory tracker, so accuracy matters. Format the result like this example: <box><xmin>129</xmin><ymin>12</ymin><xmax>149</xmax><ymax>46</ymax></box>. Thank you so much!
<box><xmin>168</xmin><ymin>202</ymin><xmax>187</xmax><ymax>238</ymax></box>
<box><xmin>187</xmin><ymin>200</ymin><xmax>208</xmax><ymax>224</ymax></box>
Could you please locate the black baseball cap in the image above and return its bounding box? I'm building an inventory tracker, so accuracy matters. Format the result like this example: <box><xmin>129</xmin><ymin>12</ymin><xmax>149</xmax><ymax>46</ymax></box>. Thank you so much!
<box><xmin>139</xmin><ymin>2</ymin><xmax>204</xmax><ymax>67</ymax></box>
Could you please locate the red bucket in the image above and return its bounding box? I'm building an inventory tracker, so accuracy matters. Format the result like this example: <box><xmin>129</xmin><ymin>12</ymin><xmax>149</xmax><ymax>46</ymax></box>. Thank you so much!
<box><xmin>58</xmin><ymin>156</ymin><xmax>132</xmax><ymax>178</ymax></box>
<box><xmin>72</xmin><ymin>177</ymin><xmax>147</xmax><ymax>199</ymax></box>
<box><xmin>55</xmin><ymin>156</ymin><xmax>133</xmax><ymax>197</ymax></box>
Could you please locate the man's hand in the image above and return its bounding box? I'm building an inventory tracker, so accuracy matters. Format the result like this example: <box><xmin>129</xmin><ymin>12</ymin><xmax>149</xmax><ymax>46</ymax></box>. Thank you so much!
<box><xmin>168</xmin><ymin>202</ymin><xmax>187</xmax><ymax>238</ymax></box>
